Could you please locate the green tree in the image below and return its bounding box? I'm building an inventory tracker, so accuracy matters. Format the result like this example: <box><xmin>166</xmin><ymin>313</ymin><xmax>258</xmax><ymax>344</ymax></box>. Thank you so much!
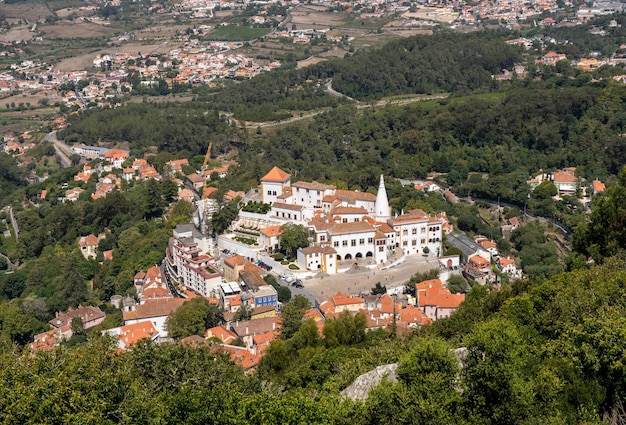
<box><xmin>280</xmin><ymin>295</ymin><xmax>311</xmax><ymax>339</ymax></box>
<box><xmin>166</xmin><ymin>298</ymin><xmax>224</xmax><ymax>339</ymax></box>
<box><xmin>234</xmin><ymin>305</ymin><xmax>252</xmax><ymax>321</ymax></box>
<box><xmin>323</xmin><ymin>311</ymin><xmax>366</xmax><ymax>348</ymax></box>
<box><xmin>279</xmin><ymin>223</ymin><xmax>309</xmax><ymax>258</ymax></box>
<box><xmin>447</xmin><ymin>274</ymin><xmax>469</xmax><ymax>294</ymax></box>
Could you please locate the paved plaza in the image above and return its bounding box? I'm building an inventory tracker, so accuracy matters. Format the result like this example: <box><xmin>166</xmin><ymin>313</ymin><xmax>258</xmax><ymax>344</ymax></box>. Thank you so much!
<box><xmin>301</xmin><ymin>255</ymin><xmax>441</xmax><ymax>302</ymax></box>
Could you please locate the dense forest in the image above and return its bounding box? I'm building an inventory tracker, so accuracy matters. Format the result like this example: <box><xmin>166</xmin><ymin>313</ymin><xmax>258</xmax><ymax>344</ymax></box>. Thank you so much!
<box><xmin>59</xmin><ymin>80</ymin><xmax>626</xmax><ymax>218</ymax></box>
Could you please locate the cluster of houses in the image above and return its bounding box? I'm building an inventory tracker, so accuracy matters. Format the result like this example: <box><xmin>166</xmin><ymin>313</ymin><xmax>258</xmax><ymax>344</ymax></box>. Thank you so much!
<box><xmin>527</xmin><ymin>167</ymin><xmax>606</xmax><ymax>197</ymax></box>
<box><xmin>32</xmin><ymin>255</ymin><xmax>466</xmax><ymax>372</ymax></box>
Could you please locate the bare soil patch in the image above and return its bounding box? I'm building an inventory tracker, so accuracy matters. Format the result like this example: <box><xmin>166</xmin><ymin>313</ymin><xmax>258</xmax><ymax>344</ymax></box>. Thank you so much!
<box><xmin>134</xmin><ymin>24</ymin><xmax>190</xmax><ymax>40</ymax></box>
<box><xmin>383</xmin><ymin>27</ymin><xmax>433</xmax><ymax>37</ymax></box>
<box><xmin>55</xmin><ymin>7</ymin><xmax>93</xmax><ymax>18</ymax></box>
<box><xmin>0</xmin><ymin>25</ymin><xmax>36</xmax><ymax>43</ymax></box>
<box><xmin>318</xmin><ymin>47</ymin><xmax>348</xmax><ymax>58</ymax></box>
<box><xmin>296</xmin><ymin>56</ymin><xmax>327</xmax><ymax>69</ymax></box>
<box><xmin>38</xmin><ymin>22</ymin><xmax>117</xmax><ymax>39</ymax></box>
<box><xmin>290</xmin><ymin>6</ymin><xmax>347</xmax><ymax>29</ymax></box>
<box><xmin>0</xmin><ymin>90</ymin><xmax>62</xmax><ymax>109</ymax></box>
<box><xmin>0</xmin><ymin>1</ymin><xmax>51</xmax><ymax>22</ymax></box>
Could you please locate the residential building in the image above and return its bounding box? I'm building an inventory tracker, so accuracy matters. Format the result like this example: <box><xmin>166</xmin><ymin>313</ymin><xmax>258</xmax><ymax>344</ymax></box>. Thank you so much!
<box><xmin>230</xmin><ymin>316</ymin><xmax>280</xmax><ymax>348</ymax></box>
<box><xmin>165</xmin><ymin>224</ymin><xmax>221</xmax><ymax>297</ymax></box>
<box><xmin>552</xmin><ymin>171</ymin><xmax>578</xmax><ymax>194</ymax></box>
<box><xmin>398</xmin><ymin>305</ymin><xmax>432</xmax><ymax>328</ymax></box>
<box><xmin>464</xmin><ymin>254</ymin><xmax>494</xmax><ymax>285</ymax></box>
<box><xmin>103</xmin><ymin>321</ymin><xmax>159</xmax><ymax>350</ymax></box>
<box><xmin>167</xmin><ymin>158</ymin><xmax>189</xmax><ymax>175</ymax></box>
<box><xmin>497</xmin><ymin>256</ymin><xmax>518</xmax><ymax>275</ymax></box>
<box><xmin>592</xmin><ymin>179</ymin><xmax>606</xmax><ymax>195</ymax></box>
<box><xmin>223</xmin><ymin>255</ymin><xmax>246</xmax><ymax>282</ymax></box>
<box><xmin>206</xmin><ymin>325</ymin><xmax>238</xmax><ymax>344</ymax></box>
<box><xmin>137</xmin><ymin>266</ymin><xmax>172</xmax><ymax>303</ymax></box>
<box><xmin>259</xmin><ymin>225</ymin><xmax>282</xmax><ymax>253</ymax></box>
<box><xmin>49</xmin><ymin>305</ymin><xmax>106</xmax><ymax>332</ymax></box>
<box><xmin>415</xmin><ymin>279</ymin><xmax>465</xmax><ymax>321</ymax></box>
<box><xmin>78</xmin><ymin>234</ymin><xmax>99</xmax><ymax>259</ymax></box>
<box><xmin>122</xmin><ymin>298</ymin><xmax>187</xmax><ymax>337</ymax></box>
<box><xmin>319</xmin><ymin>292</ymin><xmax>366</xmax><ymax>318</ymax></box>
<box><xmin>298</xmin><ymin>245</ymin><xmax>338</xmax><ymax>274</ymax></box>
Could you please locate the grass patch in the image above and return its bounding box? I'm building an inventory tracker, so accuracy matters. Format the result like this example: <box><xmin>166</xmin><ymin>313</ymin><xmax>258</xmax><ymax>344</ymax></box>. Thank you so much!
<box><xmin>288</xmin><ymin>264</ymin><xmax>299</xmax><ymax>270</ymax></box>
<box><xmin>208</xmin><ymin>25</ymin><xmax>271</xmax><ymax>41</ymax></box>
<box><xmin>233</xmin><ymin>236</ymin><xmax>258</xmax><ymax>246</ymax></box>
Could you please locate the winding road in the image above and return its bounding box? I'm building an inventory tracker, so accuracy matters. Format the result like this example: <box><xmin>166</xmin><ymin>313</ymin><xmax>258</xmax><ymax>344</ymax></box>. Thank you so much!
<box><xmin>229</xmin><ymin>86</ymin><xmax>449</xmax><ymax>129</ymax></box>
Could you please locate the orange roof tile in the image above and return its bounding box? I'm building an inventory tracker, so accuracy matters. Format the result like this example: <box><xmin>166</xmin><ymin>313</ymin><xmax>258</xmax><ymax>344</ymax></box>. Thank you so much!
<box><xmin>261</xmin><ymin>166</ymin><xmax>290</xmax><ymax>183</ymax></box>
<box><xmin>260</xmin><ymin>225</ymin><xmax>283</xmax><ymax>237</ymax></box>
<box><xmin>224</xmin><ymin>255</ymin><xmax>246</xmax><ymax>268</ymax></box>
<box><xmin>119</xmin><ymin>321</ymin><xmax>158</xmax><ymax>348</ymax></box>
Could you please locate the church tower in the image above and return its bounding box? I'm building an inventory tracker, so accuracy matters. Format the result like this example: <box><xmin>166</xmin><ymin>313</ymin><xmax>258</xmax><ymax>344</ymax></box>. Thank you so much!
<box><xmin>375</xmin><ymin>175</ymin><xmax>391</xmax><ymax>222</ymax></box>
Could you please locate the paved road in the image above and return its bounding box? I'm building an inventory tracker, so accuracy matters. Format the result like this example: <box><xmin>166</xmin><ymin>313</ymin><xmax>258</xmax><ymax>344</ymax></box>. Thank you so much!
<box><xmin>44</xmin><ymin>131</ymin><xmax>72</xmax><ymax>168</ymax></box>
<box><xmin>6</xmin><ymin>206</ymin><xmax>18</xmax><ymax>242</ymax></box>
<box><xmin>0</xmin><ymin>252</ymin><xmax>18</xmax><ymax>269</ymax></box>
<box><xmin>324</xmin><ymin>80</ymin><xmax>357</xmax><ymax>102</ymax></box>
<box><xmin>277</xmin><ymin>276</ymin><xmax>317</xmax><ymax>307</ymax></box>
<box><xmin>230</xmin><ymin>91</ymin><xmax>449</xmax><ymax>129</ymax></box>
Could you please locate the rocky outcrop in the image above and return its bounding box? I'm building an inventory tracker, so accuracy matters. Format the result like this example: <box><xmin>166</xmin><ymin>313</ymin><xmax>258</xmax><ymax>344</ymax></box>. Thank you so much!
<box><xmin>340</xmin><ymin>363</ymin><xmax>398</xmax><ymax>401</ymax></box>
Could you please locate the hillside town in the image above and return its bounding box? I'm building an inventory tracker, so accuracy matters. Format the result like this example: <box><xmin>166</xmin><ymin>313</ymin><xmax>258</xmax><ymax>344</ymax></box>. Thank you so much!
<box><xmin>22</xmin><ymin>148</ymin><xmax>540</xmax><ymax>370</ymax></box>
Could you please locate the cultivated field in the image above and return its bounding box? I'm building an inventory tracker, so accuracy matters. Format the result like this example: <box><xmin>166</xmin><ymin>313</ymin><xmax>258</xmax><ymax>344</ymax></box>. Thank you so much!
<box><xmin>37</xmin><ymin>22</ymin><xmax>117</xmax><ymax>39</ymax></box>
<box><xmin>0</xmin><ymin>25</ymin><xmax>35</xmax><ymax>43</ymax></box>
<box><xmin>134</xmin><ymin>24</ymin><xmax>190</xmax><ymax>41</ymax></box>
<box><xmin>55</xmin><ymin>40</ymin><xmax>185</xmax><ymax>72</ymax></box>
<box><xmin>208</xmin><ymin>25</ymin><xmax>271</xmax><ymax>41</ymax></box>
<box><xmin>289</xmin><ymin>6</ymin><xmax>348</xmax><ymax>29</ymax></box>
<box><xmin>0</xmin><ymin>1</ymin><xmax>51</xmax><ymax>23</ymax></box>
<box><xmin>296</xmin><ymin>56</ymin><xmax>328</xmax><ymax>69</ymax></box>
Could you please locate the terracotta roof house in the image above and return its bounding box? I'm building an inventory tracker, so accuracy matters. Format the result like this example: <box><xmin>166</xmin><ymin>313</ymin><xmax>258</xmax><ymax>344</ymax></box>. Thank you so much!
<box><xmin>230</xmin><ymin>316</ymin><xmax>280</xmax><ymax>348</ymax></box>
<box><xmin>107</xmin><ymin>321</ymin><xmax>159</xmax><ymax>349</ymax></box>
<box><xmin>78</xmin><ymin>234</ymin><xmax>99</xmax><ymax>259</ymax></box>
<box><xmin>49</xmin><ymin>305</ymin><xmax>106</xmax><ymax>331</ymax></box>
<box><xmin>497</xmin><ymin>256</ymin><xmax>517</xmax><ymax>275</ymax></box>
<box><xmin>319</xmin><ymin>292</ymin><xmax>366</xmax><ymax>318</ymax></box>
<box><xmin>415</xmin><ymin>279</ymin><xmax>465</xmax><ymax>321</ymax></box>
<box><xmin>592</xmin><ymin>179</ymin><xmax>605</xmax><ymax>195</ymax></box>
<box><xmin>303</xmin><ymin>308</ymin><xmax>325</xmax><ymax>335</ymax></box>
<box><xmin>223</xmin><ymin>254</ymin><xmax>246</xmax><ymax>282</ymax></box>
<box><xmin>398</xmin><ymin>305</ymin><xmax>432</xmax><ymax>328</ymax></box>
<box><xmin>178</xmin><ymin>188</ymin><xmax>195</xmax><ymax>203</ymax></box>
<box><xmin>212</xmin><ymin>344</ymin><xmax>260</xmax><ymax>371</ymax></box>
<box><xmin>123</xmin><ymin>298</ymin><xmax>186</xmax><ymax>338</ymax></box>
<box><xmin>206</xmin><ymin>325</ymin><xmax>238</xmax><ymax>344</ymax></box>
<box><xmin>552</xmin><ymin>171</ymin><xmax>577</xmax><ymax>194</ymax></box>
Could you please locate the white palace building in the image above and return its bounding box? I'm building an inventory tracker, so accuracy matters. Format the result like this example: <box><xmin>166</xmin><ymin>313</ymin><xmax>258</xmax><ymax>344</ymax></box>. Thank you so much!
<box><xmin>257</xmin><ymin>166</ymin><xmax>444</xmax><ymax>275</ymax></box>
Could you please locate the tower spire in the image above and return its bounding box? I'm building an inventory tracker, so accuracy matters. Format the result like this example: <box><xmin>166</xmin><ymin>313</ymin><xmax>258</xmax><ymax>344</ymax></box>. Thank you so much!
<box><xmin>375</xmin><ymin>175</ymin><xmax>391</xmax><ymax>222</ymax></box>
